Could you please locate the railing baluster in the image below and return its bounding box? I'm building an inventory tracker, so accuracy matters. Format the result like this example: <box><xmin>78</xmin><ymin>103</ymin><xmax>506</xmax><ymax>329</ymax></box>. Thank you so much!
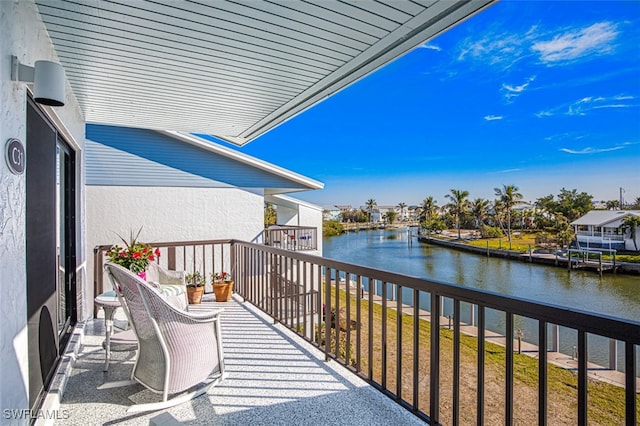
<box><xmin>625</xmin><ymin>342</ymin><xmax>636</xmax><ymax>425</ymax></box>
<box><xmin>167</xmin><ymin>246</ymin><xmax>175</xmax><ymax>271</ymax></box>
<box><xmin>382</xmin><ymin>281</ymin><xmax>388</xmax><ymax>390</ymax></box>
<box><xmin>413</xmin><ymin>289</ymin><xmax>420</xmax><ymax>411</ymax></box>
<box><xmin>578</xmin><ymin>331</ymin><xmax>588</xmax><ymax>425</ymax></box>
<box><xmin>325</xmin><ymin>267</ymin><xmax>332</xmax><ymax>362</ymax></box>
<box><xmin>302</xmin><ymin>260</ymin><xmax>307</xmax><ymax>339</ymax></box>
<box><xmin>477</xmin><ymin>305</ymin><xmax>485</xmax><ymax>426</ymax></box>
<box><xmin>506</xmin><ymin>312</ymin><xmax>514</xmax><ymax>424</ymax></box>
<box><xmin>346</xmin><ymin>272</ymin><xmax>352</xmax><ymax>369</ymax></box>
<box><xmin>356</xmin><ymin>275</ymin><xmax>362</xmax><ymax>374</ymax></box>
<box><xmin>397</xmin><ymin>283</ymin><xmax>403</xmax><ymax>400</ymax></box>
<box><xmin>430</xmin><ymin>292</ymin><xmax>440</xmax><ymax>424</ymax></box>
<box><xmin>368</xmin><ymin>278</ymin><xmax>374</xmax><ymax>381</ymax></box>
<box><xmin>539</xmin><ymin>321</ymin><xmax>548</xmax><ymax>426</ymax></box>
<box><xmin>335</xmin><ymin>269</ymin><xmax>341</xmax><ymax>363</ymax></box>
<box><xmin>453</xmin><ymin>299</ymin><xmax>460</xmax><ymax>426</ymax></box>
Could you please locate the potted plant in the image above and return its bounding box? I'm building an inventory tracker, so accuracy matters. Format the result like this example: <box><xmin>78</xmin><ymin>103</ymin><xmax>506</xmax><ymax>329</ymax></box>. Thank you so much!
<box><xmin>211</xmin><ymin>271</ymin><xmax>233</xmax><ymax>302</ymax></box>
<box><xmin>185</xmin><ymin>271</ymin><xmax>206</xmax><ymax>304</ymax></box>
<box><xmin>105</xmin><ymin>227</ymin><xmax>161</xmax><ymax>280</ymax></box>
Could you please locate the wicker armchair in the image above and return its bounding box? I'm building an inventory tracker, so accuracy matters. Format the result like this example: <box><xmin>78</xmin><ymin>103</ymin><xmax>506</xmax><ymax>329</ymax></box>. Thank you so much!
<box><xmin>101</xmin><ymin>263</ymin><xmax>226</xmax><ymax>413</ymax></box>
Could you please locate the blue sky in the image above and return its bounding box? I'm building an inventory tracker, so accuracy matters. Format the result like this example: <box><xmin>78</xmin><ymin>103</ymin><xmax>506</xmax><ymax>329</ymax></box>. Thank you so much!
<box><xmin>203</xmin><ymin>0</ymin><xmax>640</xmax><ymax>208</ymax></box>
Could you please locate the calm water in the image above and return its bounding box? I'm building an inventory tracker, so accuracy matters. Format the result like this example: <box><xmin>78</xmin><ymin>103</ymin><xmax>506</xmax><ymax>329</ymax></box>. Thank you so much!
<box><xmin>323</xmin><ymin>228</ymin><xmax>640</xmax><ymax>371</ymax></box>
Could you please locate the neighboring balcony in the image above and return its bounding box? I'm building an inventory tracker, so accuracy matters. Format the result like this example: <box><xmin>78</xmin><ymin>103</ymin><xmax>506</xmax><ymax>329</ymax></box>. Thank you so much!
<box><xmin>81</xmin><ymin>239</ymin><xmax>639</xmax><ymax>425</ymax></box>
<box><xmin>575</xmin><ymin>230</ymin><xmax>625</xmax><ymax>242</ymax></box>
<box><xmin>265</xmin><ymin>225</ymin><xmax>318</xmax><ymax>251</ymax></box>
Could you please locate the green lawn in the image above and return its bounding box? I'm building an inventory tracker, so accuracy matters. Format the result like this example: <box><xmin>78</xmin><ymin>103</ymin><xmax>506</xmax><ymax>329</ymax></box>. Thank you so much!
<box><xmin>466</xmin><ymin>233</ymin><xmax>539</xmax><ymax>252</ymax></box>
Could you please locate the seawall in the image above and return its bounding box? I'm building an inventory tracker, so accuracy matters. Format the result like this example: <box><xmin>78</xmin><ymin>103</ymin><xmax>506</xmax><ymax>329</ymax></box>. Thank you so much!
<box><xmin>417</xmin><ymin>235</ymin><xmax>640</xmax><ymax>276</ymax></box>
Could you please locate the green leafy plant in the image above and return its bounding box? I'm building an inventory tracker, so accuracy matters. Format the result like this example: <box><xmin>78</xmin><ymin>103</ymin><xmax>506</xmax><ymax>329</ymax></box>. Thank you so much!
<box><xmin>185</xmin><ymin>271</ymin><xmax>206</xmax><ymax>288</ymax></box>
<box><xmin>105</xmin><ymin>228</ymin><xmax>160</xmax><ymax>273</ymax></box>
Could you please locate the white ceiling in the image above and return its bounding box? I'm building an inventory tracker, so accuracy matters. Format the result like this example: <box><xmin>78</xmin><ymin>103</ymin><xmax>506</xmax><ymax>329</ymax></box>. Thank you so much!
<box><xmin>35</xmin><ymin>0</ymin><xmax>495</xmax><ymax>145</ymax></box>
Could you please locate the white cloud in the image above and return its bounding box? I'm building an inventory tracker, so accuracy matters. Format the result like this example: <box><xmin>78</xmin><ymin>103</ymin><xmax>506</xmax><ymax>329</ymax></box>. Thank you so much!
<box><xmin>484</xmin><ymin>115</ymin><xmax>503</xmax><ymax>121</ymax></box>
<box><xmin>457</xmin><ymin>32</ymin><xmax>528</xmax><ymax>69</ymax></box>
<box><xmin>421</xmin><ymin>43</ymin><xmax>442</xmax><ymax>51</ymax></box>
<box><xmin>566</xmin><ymin>94</ymin><xmax>637</xmax><ymax>115</ymax></box>
<box><xmin>502</xmin><ymin>76</ymin><xmax>536</xmax><ymax>101</ymax></box>
<box><xmin>532</xmin><ymin>22</ymin><xmax>619</xmax><ymax>64</ymax></box>
<box><xmin>560</xmin><ymin>146</ymin><xmax>626</xmax><ymax>155</ymax></box>
<box><xmin>538</xmin><ymin>94</ymin><xmax>637</xmax><ymax>117</ymax></box>
<box><xmin>536</xmin><ymin>110</ymin><xmax>554</xmax><ymax>118</ymax></box>
<box><xmin>457</xmin><ymin>21</ymin><xmax>622</xmax><ymax>71</ymax></box>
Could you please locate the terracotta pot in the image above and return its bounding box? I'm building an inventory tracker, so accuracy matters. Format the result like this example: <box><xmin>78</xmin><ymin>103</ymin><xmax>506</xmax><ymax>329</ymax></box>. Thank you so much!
<box><xmin>213</xmin><ymin>281</ymin><xmax>234</xmax><ymax>302</ymax></box>
<box><xmin>187</xmin><ymin>286</ymin><xmax>204</xmax><ymax>304</ymax></box>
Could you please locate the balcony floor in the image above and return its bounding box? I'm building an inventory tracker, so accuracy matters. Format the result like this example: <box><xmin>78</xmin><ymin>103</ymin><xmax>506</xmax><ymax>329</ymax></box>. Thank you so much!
<box><xmin>56</xmin><ymin>296</ymin><xmax>423</xmax><ymax>425</ymax></box>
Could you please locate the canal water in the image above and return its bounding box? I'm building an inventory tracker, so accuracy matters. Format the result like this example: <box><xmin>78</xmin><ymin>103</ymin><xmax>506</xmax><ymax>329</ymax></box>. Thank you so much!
<box><xmin>323</xmin><ymin>228</ymin><xmax>640</xmax><ymax>373</ymax></box>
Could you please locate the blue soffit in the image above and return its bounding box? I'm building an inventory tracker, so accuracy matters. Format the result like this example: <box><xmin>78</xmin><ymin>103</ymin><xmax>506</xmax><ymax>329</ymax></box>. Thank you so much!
<box><xmin>86</xmin><ymin>124</ymin><xmax>316</xmax><ymax>191</ymax></box>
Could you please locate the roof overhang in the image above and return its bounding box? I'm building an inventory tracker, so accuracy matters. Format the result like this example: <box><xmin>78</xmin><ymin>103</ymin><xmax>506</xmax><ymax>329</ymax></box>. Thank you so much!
<box><xmin>165</xmin><ymin>131</ymin><xmax>324</xmax><ymax>192</ymax></box>
<box><xmin>35</xmin><ymin>0</ymin><xmax>496</xmax><ymax>145</ymax></box>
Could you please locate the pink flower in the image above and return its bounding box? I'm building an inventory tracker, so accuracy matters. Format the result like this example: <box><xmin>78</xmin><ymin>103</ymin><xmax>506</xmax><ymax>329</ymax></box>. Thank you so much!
<box><xmin>132</xmin><ymin>252</ymin><xmax>141</xmax><ymax>259</ymax></box>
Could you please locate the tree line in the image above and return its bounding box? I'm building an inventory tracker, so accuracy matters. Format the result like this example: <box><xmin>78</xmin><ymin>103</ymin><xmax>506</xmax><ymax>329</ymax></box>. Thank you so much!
<box><xmin>335</xmin><ymin>187</ymin><xmax>640</xmax><ymax>249</ymax></box>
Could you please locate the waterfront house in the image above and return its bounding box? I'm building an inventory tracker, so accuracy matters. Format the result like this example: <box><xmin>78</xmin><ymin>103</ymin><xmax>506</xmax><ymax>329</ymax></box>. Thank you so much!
<box><xmin>571</xmin><ymin>210</ymin><xmax>640</xmax><ymax>252</ymax></box>
<box><xmin>322</xmin><ymin>206</ymin><xmax>342</xmax><ymax>222</ymax></box>
<box><xmin>2</xmin><ymin>1</ymin><xmax>638</xmax><ymax>425</ymax></box>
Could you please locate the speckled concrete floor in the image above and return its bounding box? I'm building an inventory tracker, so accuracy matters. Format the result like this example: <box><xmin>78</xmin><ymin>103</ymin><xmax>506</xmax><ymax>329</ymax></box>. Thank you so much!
<box><xmin>55</xmin><ymin>296</ymin><xmax>424</xmax><ymax>426</ymax></box>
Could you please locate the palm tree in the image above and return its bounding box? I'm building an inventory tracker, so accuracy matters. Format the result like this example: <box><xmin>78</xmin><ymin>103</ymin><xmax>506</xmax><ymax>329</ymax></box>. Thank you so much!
<box><xmin>419</xmin><ymin>196</ymin><xmax>438</xmax><ymax>222</ymax></box>
<box><xmin>494</xmin><ymin>184</ymin><xmax>523</xmax><ymax>249</ymax></box>
<box><xmin>470</xmin><ymin>198</ymin><xmax>490</xmax><ymax>229</ymax></box>
<box><xmin>397</xmin><ymin>202</ymin><xmax>407</xmax><ymax>222</ymax></box>
<box><xmin>365</xmin><ymin>198</ymin><xmax>377</xmax><ymax>224</ymax></box>
<box><xmin>445</xmin><ymin>189</ymin><xmax>470</xmax><ymax>239</ymax></box>
<box><xmin>622</xmin><ymin>215</ymin><xmax>640</xmax><ymax>251</ymax></box>
<box><xmin>606</xmin><ymin>200</ymin><xmax>620</xmax><ymax>210</ymax></box>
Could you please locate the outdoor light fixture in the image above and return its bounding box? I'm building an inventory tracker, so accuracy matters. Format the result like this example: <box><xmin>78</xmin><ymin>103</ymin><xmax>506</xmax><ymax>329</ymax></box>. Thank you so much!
<box><xmin>11</xmin><ymin>55</ymin><xmax>65</xmax><ymax>106</ymax></box>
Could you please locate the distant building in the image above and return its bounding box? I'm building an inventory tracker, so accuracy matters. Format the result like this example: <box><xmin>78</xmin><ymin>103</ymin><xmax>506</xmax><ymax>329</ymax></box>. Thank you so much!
<box><xmin>571</xmin><ymin>210</ymin><xmax>640</xmax><ymax>251</ymax></box>
<box><xmin>323</xmin><ymin>206</ymin><xmax>342</xmax><ymax>221</ymax></box>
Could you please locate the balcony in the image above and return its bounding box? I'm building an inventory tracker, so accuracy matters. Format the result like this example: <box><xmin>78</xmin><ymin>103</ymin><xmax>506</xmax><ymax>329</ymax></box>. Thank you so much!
<box><xmin>58</xmin><ymin>297</ymin><xmax>421</xmax><ymax>425</ymax></box>
<box><xmin>265</xmin><ymin>225</ymin><xmax>318</xmax><ymax>251</ymax></box>
<box><xmin>70</xmin><ymin>239</ymin><xmax>640</xmax><ymax>424</ymax></box>
<box><xmin>575</xmin><ymin>230</ymin><xmax>625</xmax><ymax>242</ymax></box>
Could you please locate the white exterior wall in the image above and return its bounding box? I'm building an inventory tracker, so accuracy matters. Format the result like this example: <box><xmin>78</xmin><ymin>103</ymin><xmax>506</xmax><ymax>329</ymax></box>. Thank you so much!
<box><xmin>624</xmin><ymin>229</ymin><xmax>640</xmax><ymax>251</ymax></box>
<box><xmin>1</xmin><ymin>0</ymin><xmax>85</xmax><ymax>420</ymax></box>
<box><xmin>297</xmin><ymin>202</ymin><xmax>323</xmax><ymax>255</ymax></box>
<box><xmin>86</xmin><ymin>186</ymin><xmax>265</xmax><ymax>310</ymax></box>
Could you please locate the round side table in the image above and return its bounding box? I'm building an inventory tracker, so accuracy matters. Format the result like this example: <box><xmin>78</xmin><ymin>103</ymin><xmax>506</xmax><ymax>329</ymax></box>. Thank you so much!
<box><xmin>94</xmin><ymin>290</ymin><xmax>121</xmax><ymax>371</ymax></box>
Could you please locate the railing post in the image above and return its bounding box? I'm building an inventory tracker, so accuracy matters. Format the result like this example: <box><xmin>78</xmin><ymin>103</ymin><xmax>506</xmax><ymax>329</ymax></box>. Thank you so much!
<box><xmin>167</xmin><ymin>246</ymin><xmax>176</xmax><ymax>270</ymax></box>
<box><xmin>430</xmin><ymin>293</ymin><xmax>440</xmax><ymax>424</ymax></box>
<box><xmin>93</xmin><ymin>247</ymin><xmax>102</xmax><ymax>318</ymax></box>
<box><xmin>551</xmin><ymin>324</ymin><xmax>560</xmax><ymax>352</ymax></box>
<box><xmin>609</xmin><ymin>339</ymin><xmax>618</xmax><ymax>370</ymax></box>
<box><xmin>469</xmin><ymin>303</ymin><xmax>475</xmax><ymax>327</ymax></box>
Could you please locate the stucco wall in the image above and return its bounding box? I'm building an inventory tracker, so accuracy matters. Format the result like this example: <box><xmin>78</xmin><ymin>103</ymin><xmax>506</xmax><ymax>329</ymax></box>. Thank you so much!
<box><xmin>86</xmin><ymin>185</ymin><xmax>265</xmax><ymax>311</ymax></box>
<box><xmin>0</xmin><ymin>0</ymin><xmax>85</xmax><ymax>420</ymax></box>
<box><xmin>298</xmin><ymin>202</ymin><xmax>323</xmax><ymax>255</ymax></box>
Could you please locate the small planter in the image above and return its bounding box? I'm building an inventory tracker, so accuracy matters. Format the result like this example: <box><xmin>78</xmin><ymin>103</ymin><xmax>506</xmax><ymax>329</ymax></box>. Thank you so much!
<box><xmin>187</xmin><ymin>286</ymin><xmax>204</xmax><ymax>304</ymax></box>
<box><xmin>213</xmin><ymin>281</ymin><xmax>234</xmax><ymax>302</ymax></box>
